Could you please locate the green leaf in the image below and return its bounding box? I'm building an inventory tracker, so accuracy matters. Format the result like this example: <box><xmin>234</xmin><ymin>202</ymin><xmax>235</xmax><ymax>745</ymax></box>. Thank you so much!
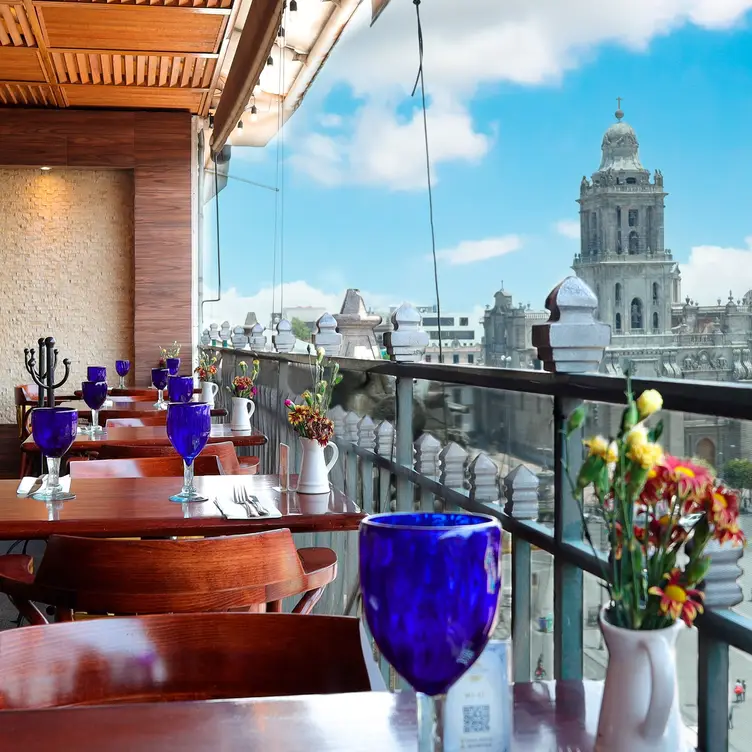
<box><xmin>621</xmin><ymin>402</ymin><xmax>639</xmax><ymax>432</ymax></box>
<box><xmin>576</xmin><ymin>455</ymin><xmax>604</xmax><ymax>489</ymax></box>
<box><xmin>566</xmin><ymin>405</ymin><xmax>587</xmax><ymax>435</ymax></box>
<box><xmin>686</xmin><ymin>555</ymin><xmax>711</xmax><ymax>586</ymax></box>
<box><xmin>648</xmin><ymin>419</ymin><xmax>664</xmax><ymax>443</ymax></box>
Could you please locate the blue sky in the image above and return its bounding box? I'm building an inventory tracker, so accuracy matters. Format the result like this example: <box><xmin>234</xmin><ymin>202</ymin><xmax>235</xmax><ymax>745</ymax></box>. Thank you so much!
<box><xmin>202</xmin><ymin>0</ymin><xmax>752</xmax><ymax>328</ymax></box>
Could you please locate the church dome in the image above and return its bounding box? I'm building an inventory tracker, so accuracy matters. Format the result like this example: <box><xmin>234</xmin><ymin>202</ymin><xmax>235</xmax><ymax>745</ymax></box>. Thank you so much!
<box><xmin>596</xmin><ymin>108</ymin><xmax>647</xmax><ymax>174</ymax></box>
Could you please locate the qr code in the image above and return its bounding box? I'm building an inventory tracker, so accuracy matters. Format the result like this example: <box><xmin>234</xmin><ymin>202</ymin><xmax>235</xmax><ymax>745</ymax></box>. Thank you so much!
<box><xmin>462</xmin><ymin>704</ymin><xmax>490</xmax><ymax>734</ymax></box>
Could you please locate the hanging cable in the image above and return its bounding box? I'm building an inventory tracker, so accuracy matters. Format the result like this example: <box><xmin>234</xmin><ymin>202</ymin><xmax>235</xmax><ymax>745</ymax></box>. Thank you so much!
<box><xmin>201</xmin><ymin>158</ymin><xmax>222</xmax><ymax>318</ymax></box>
<box><xmin>278</xmin><ymin>9</ymin><xmax>287</xmax><ymax>315</ymax></box>
<box><xmin>410</xmin><ymin>0</ymin><xmax>443</xmax><ymax>364</ymax></box>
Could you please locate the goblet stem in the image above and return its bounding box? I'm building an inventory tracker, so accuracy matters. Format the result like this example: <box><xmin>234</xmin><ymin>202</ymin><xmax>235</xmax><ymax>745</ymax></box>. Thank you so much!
<box><xmin>46</xmin><ymin>456</ymin><xmax>62</xmax><ymax>495</ymax></box>
<box><xmin>91</xmin><ymin>409</ymin><xmax>99</xmax><ymax>432</ymax></box>
<box><xmin>182</xmin><ymin>460</ymin><xmax>195</xmax><ymax>497</ymax></box>
<box><xmin>417</xmin><ymin>693</ymin><xmax>447</xmax><ymax>752</ymax></box>
<box><xmin>119</xmin><ymin>376</ymin><xmax>125</xmax><ymax>389</ymax></box>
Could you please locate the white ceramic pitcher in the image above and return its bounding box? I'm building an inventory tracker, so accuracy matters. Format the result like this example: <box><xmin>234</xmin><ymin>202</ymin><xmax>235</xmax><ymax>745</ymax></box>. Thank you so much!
<box><xmin>595</xmin><ymin>606</ymin><xmax>688</xmax><ymax>752</ymax></box>
<box><xmin>230</xmin><ymin>396</ymin><xmax>255</xmax><ymax>433</ymax></box>
<box><xmin>297</xmin><ymin>437</ymin><xmax>339</xmax><ymax>495</ymax></box>
<box><xmin>201</xmin><ymin>381</ymin><xmax>219</xmax><ymax>408</ymax></box>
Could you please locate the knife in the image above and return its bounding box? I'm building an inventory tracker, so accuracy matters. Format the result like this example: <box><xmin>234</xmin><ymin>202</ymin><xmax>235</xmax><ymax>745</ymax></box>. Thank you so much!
<box><xmin>17</xmin><ymin>475</ymin><xmax>46</xmax><ymax>497</ymax></box>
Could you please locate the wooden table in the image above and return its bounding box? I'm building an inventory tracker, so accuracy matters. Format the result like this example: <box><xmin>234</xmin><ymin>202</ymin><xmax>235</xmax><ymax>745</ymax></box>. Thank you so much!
<box><xmin>0</xmin><ymin>682</ymin><xmax>618</xmax><ymax>751</ymax></box>
<box><xmin>59</xmin><ymin>398</ymin><xmax>227</xmax><ymax>420</ymax></box>
<box><xmin>0</xmin><ymin>475</ymin><xmax>362</xmax><ymax>539</ymax></box>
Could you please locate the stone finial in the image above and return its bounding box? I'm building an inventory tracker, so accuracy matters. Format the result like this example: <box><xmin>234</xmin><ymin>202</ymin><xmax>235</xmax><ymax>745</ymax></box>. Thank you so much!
<box><xmin>375</xmin><ymin>420</ymin><xmax>394</xmax><ymax>458</ymax></box>
<box><xmin>333</xmin><ymin>289</ymin><xmax>382</xmax><ymax>360</ymax></box>
<box><xmin>328</xmin><ymin>404</ymin><xmax>347</xmax><ymax>438</ymax></box>
<box><xmin>208</xmin><ymin>322</ymin><xmax>220</xmax><ymax>344</ymax></box>
<box><xmin>439</xmin><ymin>442</ymin><xmax>468</xmax><ymax>491</ymax></box>
<box><xmin>200</xmin><ymin>329</ymin><xmax>211</xmax><ymax>347</ymax></box>
<box><xmin>384</xmin><ymin>302</ymin><xmax>429</xmax><ymax>363</ymax></box>
<box><xmin>248</xmin><ymin>322</ymin><xmax>267</xmax><ymax>351</ymax></box>
<box><xmin>231</xmin><ymin>325</ymin><xmax>248</xmax><ymax>349</ymax></box>
<box><xmin>219</xmin><ymin>321</ymin><xmax>232</xmax><ymax>343</ymax></box>
<box><xmin>503</xmin><ymin>464</ymin><xmax>539</xmax><ymax>519</ymax></box>
<box><xmin>343</xmin><ymin>411</ymin><xmax>360</xmax><ymax>443</ymax></box>
<box><xmin>273</xmin><ymin>318</ymin><xmax>295</xmax><ymax>353</ymax></box>
<box><xmin>701</xmin><ymin>539</ymin><xmax>744</xmax><ymax>609</ymax></box>
<box><xmin>414</xmin><ymin>432</ymin><xmax>441</xmax><ymax>477</ymax></box>
<box><xmin>531</xmin><ymin>276</ymin><xmax>610</xmax><ymax>373</ymax></box>
<box><xmin>357</xmin><ymin>415</ymin><xmax>376</xmax><ymax>451</ymax></box>
<box><xmin>469</xmin><ymin>453</ymin><xmax>500</xmax><ymax>504</ymax></box>
<box><xmin>313</xmin><ymin>312</ymin><xmax>342</xmax><ymax>356</ymax></box>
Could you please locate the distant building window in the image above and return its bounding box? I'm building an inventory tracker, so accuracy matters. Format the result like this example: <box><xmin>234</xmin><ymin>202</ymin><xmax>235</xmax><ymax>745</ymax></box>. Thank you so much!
<box><xmin>628</xmin><ymin>230</ymin><xmax>639</xmax><ymax>254</ymax></box>
<box><xmin>615</xmin><ymin>313</ymin><xmax>622</xmax><ymax>332</ymax></box>
<box><xmin>629</xmin><ymin>209</ymin><xmax>638</xmax><ymax>226</ymax></box>
<box><xmin>423</xmin><ymin>317</ymin><xmax>454</xmax><ymax>327</ymax></box>
<box><xmin>467</xmin><ymin>353</ymin><xmax>474</xmax><ymax>364</ymax></box>
<box><xmin>459</xmin><ymin>317</ymin><xmax>469</xmax><ymax>326</ymax></box>
<box><xmin>653</xmin><ymin>312</ymin><xmax>659</xmax><ymax>331</ymax></box>
<box><xmin>615</xmin><ymin>283</ymin><xmax>622</xmax><ymax>304</ymax></box>
<box><xmin>652</xmin><ymin>282</ymin><xmax>659</xmax><ymax>302</ymax></box>
<box><xmin>631</xmin><ymin>298</ymin><xmax>643</xmax><ymax>329</ymax></box>
<box><xmin>428</xmin><ymin>330</ymin><xmax>474</xmax><ymax>340</ymax></box>
<box><xmin>425</xmin><ymin>355</ymin><xmax>431</xmax><ymax>363</ymax></box>
<box><xmin>452</xmin><ymin>354</ymin><xmax>460</xmax><ymax>364</ymax></box>
<box><xmin>616</xmin><ymin>206</ymin><xmax>621</xmax><ymax>225</ymax></box>
<box><xmin>626</xmin><ymin>177</ymin><xmax>636</xmax><ymax>184</ymax></box>
<box><xmin>617</xmin><ymin>230</ymin><xmax>623</xmax><ymax>254</ymax></box>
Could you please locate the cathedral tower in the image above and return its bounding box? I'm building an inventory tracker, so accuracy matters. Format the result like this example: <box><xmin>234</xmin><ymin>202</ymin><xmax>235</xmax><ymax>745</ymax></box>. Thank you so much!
<box><xmin>573</xmin><ymin>103</ymin><xmax>679</xmax><ymax>336</ymax></box>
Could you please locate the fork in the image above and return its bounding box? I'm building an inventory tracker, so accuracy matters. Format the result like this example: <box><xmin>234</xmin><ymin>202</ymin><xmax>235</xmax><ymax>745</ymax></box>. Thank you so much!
<box><xmin>235</xmin><ymin>486</ymin><xmax>268</xmax><ymax>516</ymax></box>
<box><xmin>231</xmin><ymin>486</ymin><xmax>254</xmax><ymax>518</ymax></box>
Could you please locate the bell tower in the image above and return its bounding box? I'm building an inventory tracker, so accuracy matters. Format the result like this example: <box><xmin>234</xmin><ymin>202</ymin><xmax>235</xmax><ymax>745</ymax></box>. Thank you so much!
<box><xmin>573</xmin><ymin>102</ymin><xmax>678</xmax><ymax>336</ymax></box>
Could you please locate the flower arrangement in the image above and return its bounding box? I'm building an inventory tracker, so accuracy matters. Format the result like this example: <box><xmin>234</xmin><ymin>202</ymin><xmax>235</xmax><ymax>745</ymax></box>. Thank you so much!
<box><xmin>195</xmin><ymin>352</ymin><xmax>218</xmax><ymax>383</ymax></box>
<box><xmin>158</xmin><ymin>341</ymin><xmax>181</xmax><ymax>368</ymax></box>
<box><xmin>566</xmin><ymin>379</ymin><xmax>745</xmax><ymax>630</ymax></box>
<box><xmin>284</xmin><ymin>347</ymin><xmax>342</xmax><ymax>447</ymax></box>
<box><xmin>228</xmin><ymin>359</ymin><xmax>259</xmax><ymax>399</ymax></box>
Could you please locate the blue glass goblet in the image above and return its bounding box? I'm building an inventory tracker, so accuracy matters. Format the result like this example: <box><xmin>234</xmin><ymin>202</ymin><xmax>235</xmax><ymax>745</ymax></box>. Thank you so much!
<box><xmin>87</xmin><ymin>366</ymin><xmax>106</xmax><ymax>382</ymax></box>
<box><xmin>81</xmin><ymin>380</ymin><xmax>107</xmax><ymax>434</ymax></box>
<box><xmin>359</xmin><ymin>513</ymin><xmax>502</xmax><ymax>751</ymax></box>
<box><xmin>168</xmin><ymin>375</ymin><xmax>194</xmax><ymax>404</ymax></box>
<box><xmin>115</xmin><ymin>359</ymin><xmax>130</xmax><ymax>389</ymax></box>
<box><xmin>30</xmin><ymin>407</ymin><xmax>78</xmax><ymax>502</ymax></box>
<box><xmin>152</xmin><ymin>368</ymin><xmax>169</xmax><ymax>410</ymax></box>
<box><xmin>166</xmin><ymin>402</ymin><xmax>211</xmax><ymax>502</ymax></box>
<box><xmin>166</xmin><ymin>357</ymin><xmax>181</xmax><ymax>376</ymax></box>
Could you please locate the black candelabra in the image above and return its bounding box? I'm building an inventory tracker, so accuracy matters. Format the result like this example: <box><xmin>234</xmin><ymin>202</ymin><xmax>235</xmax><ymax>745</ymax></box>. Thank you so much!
<box><xmin>24</xmin><ymin>337</ymin><xmax>71</xmax><ymax>407</ymax></box>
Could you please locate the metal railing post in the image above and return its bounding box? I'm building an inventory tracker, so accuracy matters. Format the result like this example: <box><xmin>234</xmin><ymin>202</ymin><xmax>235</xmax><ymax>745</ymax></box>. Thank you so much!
<box><xmin>511</xmin><ymin>536</ymin><xmax>532</xmax><ymax>681</ymax></box>
<box><xmin>395</xmin><ymin>376</ymin><xmax>413</xmax><ymax>512</ymax></box>
<box><xmin>698</xmin><ymin>630</ymin><xmax>729</xmax><ymax>751</ymax></box>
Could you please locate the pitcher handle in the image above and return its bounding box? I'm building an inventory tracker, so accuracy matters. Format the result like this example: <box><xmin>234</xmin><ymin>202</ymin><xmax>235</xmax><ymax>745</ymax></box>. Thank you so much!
<box><xmin>209</xmin><ymin>382</ymin><xmax>219</xmax><ymax>398</ymax></box>
<box><xmin>324</xmin><ymin>441</ymin><xmax>339</xmax><ymax>474</ymax></box>
<box><xmin>639</xmin><ymin>633</ymin><xmax>675</xmax><ymax>740</ymax></box>
<box><xmin>246</xmin><ymin>401</ymin><xmax>256</xmax><ymax>420</ymax></box>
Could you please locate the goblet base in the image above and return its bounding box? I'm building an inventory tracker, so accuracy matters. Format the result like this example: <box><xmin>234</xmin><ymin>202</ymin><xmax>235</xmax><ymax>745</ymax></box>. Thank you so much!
<box><xmin>169</xmin><ymin>490</ymin><xmax>208</xmax><ymax>503</ymax></box>
<box><xmin>31</xmin><ymin>489</ymin><xmax>76</xmax><ymax>502</ymax></box>
<box><xmin>80</xmin><ymin>424</ymin><xmax>104</xmax><ymax>435</ymax></box>
<box><xmin>154</xmin><ymin>401</ymin><xmax>168</xmax><ymax>410</ymax></box>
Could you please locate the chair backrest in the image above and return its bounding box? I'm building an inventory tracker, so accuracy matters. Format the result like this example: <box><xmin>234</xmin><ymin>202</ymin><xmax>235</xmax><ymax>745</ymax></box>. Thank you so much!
<box><xmin>0</xmin><ymin>613</ymin><xmax>381</xmax><ymax>709</ymax></box>
<box><xmin>97</xmin><ymin>441</ymin><xmax>242</xmax><ymax>474</ymax></box>
<box><xmin>69</xmin><ymin>455</ymin><xmax>223</xmax><ymax>478</ymax></box>
<box><xmin>76</xmin><ymin>390</ymin><xmax>155</xmax><ymax>402</ymax></box>
<box><xmin>104</xmin><ymin>415</ymin><xmax>167</xmax><ymax>427</ymax></box>
<box><xmin>31</xmin><ymin>530</ymin><xmax>310</xmax><ymax>614</ymax></box>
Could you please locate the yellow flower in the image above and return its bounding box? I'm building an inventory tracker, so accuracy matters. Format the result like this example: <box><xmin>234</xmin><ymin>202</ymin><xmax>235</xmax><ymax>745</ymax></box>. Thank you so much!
<box><xmin>626</xmin><ymin>424</ymin><xmax>649</xmax><ymax>449</ymax></box>
<box><xmin>584</xmin><ymin>437</ymin><xmax>618</xmax><ymax>464</ymax></box>
<box><xmin>636</xmin><ymin>389</ymin><xmax>663</xmax><ymax>419</ymax></box>
<box><xmin>627</xmin><ymin>441</ymin><xmax>663</xmax><ymax>469</ymax></box>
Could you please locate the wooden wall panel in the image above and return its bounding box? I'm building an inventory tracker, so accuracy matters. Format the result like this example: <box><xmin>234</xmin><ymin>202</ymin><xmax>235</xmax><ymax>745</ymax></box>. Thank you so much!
<box><xmin>0</xmin><ymin>48</ymin><xmax>46</xmax><ymax>80</ymax></box>
<box><xmin>0</xmin><ymin>108</ymin><xmax>194</xmax><ymax>385</ymax></box>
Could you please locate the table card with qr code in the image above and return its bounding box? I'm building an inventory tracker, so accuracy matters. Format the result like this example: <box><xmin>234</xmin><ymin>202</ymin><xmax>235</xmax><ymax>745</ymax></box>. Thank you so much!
<box><xmin>443</xmin><ymin>639</ymin><xmax>512</xmax><ymax>751</ymax></box>
<box><xmin>278</xmin><ymin>443</ymin><xmax>289</xmax><ymax>491</ymax></box>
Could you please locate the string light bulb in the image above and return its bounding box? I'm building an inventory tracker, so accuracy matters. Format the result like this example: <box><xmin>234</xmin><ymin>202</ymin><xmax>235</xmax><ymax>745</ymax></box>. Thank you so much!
<box><xmin>237</xmin><ymin>120</ymin><xmax>243</xmax><ymax>130</ymax></box>
<box><xmin>290</xmin><ymin>0</ymin><xmax>297</xmax><ymax>10</ymax></box>
<box><xmin>266</xmin><ymin>54</ymin><xmax>274</xmax><ymax>66</ymax></box>
<box><xmin>250</xmin><ymin>105</ymin><xmax>258</xmax><ymax>122</ymax></box>
<box><xmin>278</xmin><ymin>25</ymin><xmax>285</xmax><ymax>38</ymax></box>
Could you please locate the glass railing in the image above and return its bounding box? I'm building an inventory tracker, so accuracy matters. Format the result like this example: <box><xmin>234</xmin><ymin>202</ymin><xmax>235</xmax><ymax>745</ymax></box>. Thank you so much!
<box><xmin>205</xmin><ymin>345</ymin><xmax>752</xmax><ymax>751</ymax></box>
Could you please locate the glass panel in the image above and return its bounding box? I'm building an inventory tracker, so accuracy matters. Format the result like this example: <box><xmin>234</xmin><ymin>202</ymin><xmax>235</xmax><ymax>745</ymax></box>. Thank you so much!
<box><xmin>729</xmin><ymin>647</ymin><xmax>748</xmax><ymax>747</ymax></box>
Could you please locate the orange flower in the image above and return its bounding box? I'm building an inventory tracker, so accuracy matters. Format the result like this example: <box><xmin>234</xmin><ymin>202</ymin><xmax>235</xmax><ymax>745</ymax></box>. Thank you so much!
<box><xmin>707</xmin><ymin>485</ymin><xmax>740</xmax><ymax>529</ymax></box>
<box><xmin>715</xmin><ymin>522</ymin><xmax>746</xmax><ymax>547</ymax></box>
<box><xmin>648</xmin><ymin>569</ymin><xmax>704</xmax><ymax>626</ymax></box>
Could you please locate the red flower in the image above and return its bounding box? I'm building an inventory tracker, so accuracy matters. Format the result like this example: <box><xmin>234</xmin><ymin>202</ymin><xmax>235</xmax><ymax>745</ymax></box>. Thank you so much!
<box><xmin>706</xmin><ymin>485</ymin><xmax>740</xmax><ymax>529</ymax></box>
<box><xmin>716</xmin><ymin>523</ymin><xmax>746</xmax><ymax>547</ymax></box>
<box><xmin>648</xmin><ymin>569</ymin><xmax>704</xmax><ymax>626</ymax></box>
<box><xmin>658</xmin><ymin>456</ymin><xmax>712</xmax><ymax>498</ymax></box>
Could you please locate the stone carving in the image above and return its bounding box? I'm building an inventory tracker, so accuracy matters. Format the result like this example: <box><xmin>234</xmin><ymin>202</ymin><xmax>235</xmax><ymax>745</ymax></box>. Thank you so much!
<box><xmin>333</xmin><ymin>289</ymin><xmax>382</xmax><ymax>359</ymax></box>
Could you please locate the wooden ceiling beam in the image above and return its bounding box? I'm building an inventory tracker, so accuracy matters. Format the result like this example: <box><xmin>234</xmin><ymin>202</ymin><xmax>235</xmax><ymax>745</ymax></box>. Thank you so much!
<box><xmin>48</xmin><ymin>48</ymin><xmax>220</xmax><ymax>59</ymax></box>
<box><xmin>198</xmin><ymin>0</ymin><xmax>240</xmax><ymax>117</ymax></box>
<box><xmin>210</xmin><ymin>0</ymin><xmax>281</xmax><ymax>155</ymax></box>
<box><xmin>21</xmin><ymin>0</ymin><xmax>64</xmax><ymax>106</ymax></box>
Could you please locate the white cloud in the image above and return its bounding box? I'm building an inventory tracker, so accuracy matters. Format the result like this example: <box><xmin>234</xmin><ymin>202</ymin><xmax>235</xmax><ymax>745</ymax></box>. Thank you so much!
<box><xmin>555</xmin><ymin>220</ymin><xmax>581</xmax><ymax>240</ymax></box>
<box><xmin>434</xmin><ymin>236</ymin><xmax>522</xmax><ymax>265</ymax></box>
<box><xmin>318</xmin><ymin>113</ymin><xmax>343</xmax><ymax>128</ymax></box>
<box><xmin>680</xmin><ymin>237</ymin><xmax>752</xmax><ymax>304</ymax></box>
<box><xmin>201</xmin><ymin>281</ymin><xmax>395</xmax><ymax>331</ymax></box>
<box><xmin>291</xmin><ymin>0</ymin><xmax>752</xmax><ymax>189</ymax></box>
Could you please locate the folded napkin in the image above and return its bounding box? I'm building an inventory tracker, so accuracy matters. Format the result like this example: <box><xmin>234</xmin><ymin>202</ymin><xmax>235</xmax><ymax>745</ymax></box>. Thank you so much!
<box><xmin>16</xmin><ymin>475</ymin><xmax>71</xmax><ymax>496</ymax></box>
<box><xmin>214</xmin><ymin>496</ymin><xmax>281</xmax><ymax>520</ymax></box>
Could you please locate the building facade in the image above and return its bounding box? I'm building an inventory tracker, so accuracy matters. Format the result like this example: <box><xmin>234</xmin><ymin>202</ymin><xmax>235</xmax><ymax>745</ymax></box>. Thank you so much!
<box><xmin>483</xmin><ymin>107</ymin><xmax>752</xmax><ymax>468</ymax></box>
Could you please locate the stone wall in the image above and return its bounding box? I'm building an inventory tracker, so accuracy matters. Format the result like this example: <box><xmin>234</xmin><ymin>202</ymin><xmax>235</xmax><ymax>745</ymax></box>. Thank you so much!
<box><xmin>0</xmin><ymin>169</ymin><xmax>134</xmax><ymax>423</ymax></box>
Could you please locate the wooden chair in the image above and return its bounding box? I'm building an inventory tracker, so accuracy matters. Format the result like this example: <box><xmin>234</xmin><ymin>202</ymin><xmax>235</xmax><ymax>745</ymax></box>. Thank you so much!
<box><xmin>104</xmin><ymin>415</ymin><xmax>167</xmax><ymax>427</ymax></box>
<box><xmin>0</xmin><ymin>529</ymin><xmax>337</xmax><ymax>624</ymax></box>
<box><xmin>95</xmin><ymin>441</ymin><xmax>259</xmax><ymax>475</ymax></box>
<box><xmin>69</xmin><ymin>455</ymin><xmax>224</xmax><ymax>479</ymax></box>
<box><xmin>0</xmin><ymin>613</ymin><xmax>382</xmax><ymax>709</ymax></box>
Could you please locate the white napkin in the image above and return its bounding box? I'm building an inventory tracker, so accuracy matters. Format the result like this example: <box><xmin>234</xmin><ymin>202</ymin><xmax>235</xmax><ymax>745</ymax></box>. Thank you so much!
<box><xmin>16</xmin><ymin>475</ymin><xmax>71</xmax><ymax>495</ymax></box>
<box><xmin>214</xmin><ymin>496</ymin><xmax>281</xmax><ymax>519</ymax></box>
